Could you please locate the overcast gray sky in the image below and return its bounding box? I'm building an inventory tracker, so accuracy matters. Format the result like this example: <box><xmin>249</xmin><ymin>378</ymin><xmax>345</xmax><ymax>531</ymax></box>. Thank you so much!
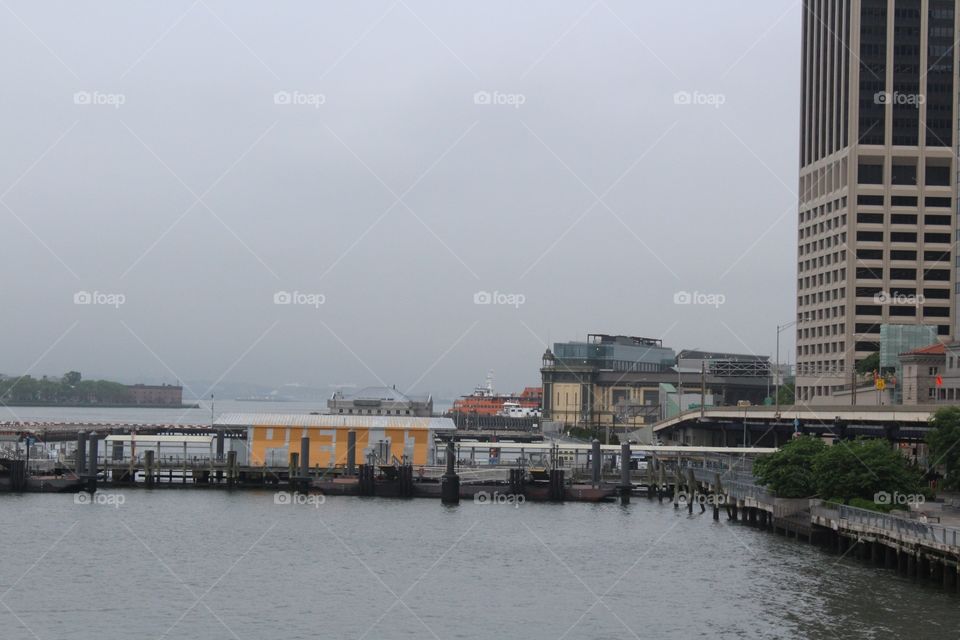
<box><xmin>0</xmin><ymin>1</ymin><xmax>800</xmax><ymax>400</ymax></box>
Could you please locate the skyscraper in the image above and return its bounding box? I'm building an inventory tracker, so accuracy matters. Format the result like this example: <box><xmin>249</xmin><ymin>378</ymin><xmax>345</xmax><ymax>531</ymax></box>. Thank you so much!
<box><xmin>796</xmin><ymin>0</ymin><xmax>958</xmax><ymax>404</ymax></box>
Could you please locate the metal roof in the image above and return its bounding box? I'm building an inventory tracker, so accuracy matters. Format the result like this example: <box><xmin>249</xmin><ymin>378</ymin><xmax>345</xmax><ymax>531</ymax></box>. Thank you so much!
<box><xmin>104</xmin><ymin>435</ymin><xmax>214</xmax><ymax>444</ymax></box>
<box><xmin>452</xmin><ymin>442</ymin><xmax>776</xmax><ymax>454</ymax></box>
<box><xmin>213</xmin><ymin>412</ymin><xmax>455</xmax><ymax>430</ymax></box>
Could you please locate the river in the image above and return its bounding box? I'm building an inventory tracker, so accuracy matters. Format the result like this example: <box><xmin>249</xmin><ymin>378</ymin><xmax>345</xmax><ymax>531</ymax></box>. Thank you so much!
<box><xmin>1</xmin><ymin>491</ymin><xmax>958</xmax><ymax>640</ymax></box>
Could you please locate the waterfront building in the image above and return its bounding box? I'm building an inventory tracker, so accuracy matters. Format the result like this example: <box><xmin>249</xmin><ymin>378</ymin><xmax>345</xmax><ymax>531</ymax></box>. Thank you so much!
<box><xmin>214</xmin><ymin>413</ymin><xmax>456</xmax><ymax>467</ymax></box>
<box><xmin>540</xmin><ymin>335</ymin><xmax>771</xmax><ymax>435</ymax></box>
<box><xmin>126</xmin><ymin>383</ymin><xmax>183</xmax><ymax>406</ymax></box>
<box><xmin>796</xmin><ymin>0</ymin><xmax>959</xmax><ymax>404</ymax></box>
<box><xmin>327</xmin><ymin>386</ymin><xmax>433</xmax><ymax>417</ymax></box>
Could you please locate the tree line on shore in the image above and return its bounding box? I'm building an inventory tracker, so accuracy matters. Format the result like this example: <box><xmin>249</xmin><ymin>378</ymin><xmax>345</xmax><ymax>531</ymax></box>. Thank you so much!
<box><xmin>0</xmin><ymin>371</ymin><xmax>133</xmax><ymax>405</ymax></box>
<box><xmin>752</xmin><ymin>406</ymin><xmax>960</xmax><ymax>512</ymax></box>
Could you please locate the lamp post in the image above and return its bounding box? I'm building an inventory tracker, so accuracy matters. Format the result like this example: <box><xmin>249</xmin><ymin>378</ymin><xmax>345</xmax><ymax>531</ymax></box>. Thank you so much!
<box><xmin>775</xmin><ymin>320</ymin><xmax>799</xmax><ymax>416</ymax></box>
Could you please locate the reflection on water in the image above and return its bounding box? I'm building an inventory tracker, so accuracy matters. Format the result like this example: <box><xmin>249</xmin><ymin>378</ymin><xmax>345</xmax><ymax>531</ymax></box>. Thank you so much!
<box><xmin>0</xmin><ymin>492</ymin><xmax>956</xmax><ymax>640</ymax></box>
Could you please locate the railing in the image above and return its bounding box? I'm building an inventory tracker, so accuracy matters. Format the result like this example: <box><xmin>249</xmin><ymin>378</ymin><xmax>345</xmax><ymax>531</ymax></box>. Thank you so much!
<box><xmin>811</xmin><ymin>500</ymin><xmax>960</xmax><ymax>548</ymax></box>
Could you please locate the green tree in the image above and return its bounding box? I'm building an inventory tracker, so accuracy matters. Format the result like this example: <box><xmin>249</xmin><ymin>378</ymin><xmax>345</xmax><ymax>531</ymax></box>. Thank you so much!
<box><xmin>927</xmin><ymin>406</ymin><xmax>960</xmax><ymax>491</ymax></box>
<box><xmin>812</xmin><ymin>438</ymin><xmax>923</xmax><ymax>506</ymax></box>
<box><xmin>776</xmin><ymin>382</ymin><xmax>795</xmax><ymax>406</ymax></box>
<box><xmin>856</xmin><ymin>352</ymin><xmax>880</xmax><ymax>375</ymax></box>
<box><xmin>753</xmin><ymin>435</ymin><xmax>825</xmax><ymax>498</ymax></box>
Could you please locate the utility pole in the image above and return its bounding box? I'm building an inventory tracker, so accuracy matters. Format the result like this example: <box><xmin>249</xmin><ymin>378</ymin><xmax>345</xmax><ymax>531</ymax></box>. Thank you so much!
<box><xmin>700</xmin><ymin>361</ymin><xmax>706</xmax><ymax>421</ymax></box>
<box><xmin>775</xmin><ymin>323</ymin><xmax>780</xmax><ymax>413</ymax></box>
<box><xmin>851</xmin><ymin>369</ymin><xmax>857</xmax><ymax>406</ymax></box>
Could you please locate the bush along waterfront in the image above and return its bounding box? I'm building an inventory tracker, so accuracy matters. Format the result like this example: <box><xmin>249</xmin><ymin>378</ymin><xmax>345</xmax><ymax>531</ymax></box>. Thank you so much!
<box><xmin>753</xmin><ymin>435</ymin><xmax>927</xmax><ymax>512</ymax></box>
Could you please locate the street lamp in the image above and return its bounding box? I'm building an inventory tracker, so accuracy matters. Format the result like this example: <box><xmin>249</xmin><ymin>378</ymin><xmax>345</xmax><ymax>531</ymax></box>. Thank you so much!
<box><xmin>775</xmin><ymin>320</ymin><xmax>799</xmax><ymax>416</ymax></box>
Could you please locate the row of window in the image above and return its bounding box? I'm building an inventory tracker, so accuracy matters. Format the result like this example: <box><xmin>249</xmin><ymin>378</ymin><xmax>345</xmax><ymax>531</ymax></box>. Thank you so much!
<box><xmin>856</xmin><ymin>212</ymin><xmax>952</xmax><ymax>225</ymax></box>
<box><xmin>799</xmin><ymin>196</ymin><xmax>847</xmax><ymax>224</ymax></box>
<box><xmin>854</xmin><ymin>304</ymin><xmax>950</xmax><ymax>317</ymax></box>
<box><xmin>800</xmin><ymin>214</ymin><xmax>847</xmax><ymax>240</ymax></box>
<box><xmin>857</xmin><ymin>193</ymin><xmax>953</xmax><ymax>208</ymax></box>
<box><xmin>799</xmin><ymin>250</ymin><xmax>847</xmax><ymax>274</ymax></box>
<box><xmin>858</xmin><ymin>160</ymin><xmax>952</xmax><ymax>186</ymax></box>
<box><xmin>799</xmin><ymin>270</ymin><xmax>846</xmax><ymax>291</ymax></box>
<box><xmin>856</xmin><ymin>231</ymin><xmax>952</xmax><ymax>244</ymax></box>
<box><xmin>854</xmin><ymin>266</ymin><xmax>951</xmax><ymax>280</ymax></box>
<box><xmin>799</xmin><ymin>341</ymin><xmax>847</xmax><ymax>356</ymax></box>
<box><xmin>799</xmin><ymin>323</ymin><xmax>846</xmax><ymax>340</ymax></box>
<box><xmin>800</xmin><ymin>232</ymin><xmax>847</xmax><ymax>256</ymax></box>
<box><xmin>855</xmin><ymin>248</ymin><xmax>951</xmax><ymax>263</ymax></box>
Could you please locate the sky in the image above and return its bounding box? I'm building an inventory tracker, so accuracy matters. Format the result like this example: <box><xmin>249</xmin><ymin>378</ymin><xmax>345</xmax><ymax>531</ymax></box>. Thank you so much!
<box><xmin>0</xmin><ymin>1</ymin><xmax>801</xmax><ymax>401</ymax></box>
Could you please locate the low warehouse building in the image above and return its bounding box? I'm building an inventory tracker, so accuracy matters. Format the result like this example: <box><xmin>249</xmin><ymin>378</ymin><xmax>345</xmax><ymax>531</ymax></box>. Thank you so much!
<box><xmin>214</xmin><ymin>413</ymin><xmax>456</xmax><ymax>467</ymax></box>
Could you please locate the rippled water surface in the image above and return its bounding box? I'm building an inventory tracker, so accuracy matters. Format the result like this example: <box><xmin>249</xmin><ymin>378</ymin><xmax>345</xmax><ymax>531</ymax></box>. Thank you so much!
<box><xmin>2</xmin><ymin>491</ymin><xmax>959</xmax><ymax>640</ymax></box>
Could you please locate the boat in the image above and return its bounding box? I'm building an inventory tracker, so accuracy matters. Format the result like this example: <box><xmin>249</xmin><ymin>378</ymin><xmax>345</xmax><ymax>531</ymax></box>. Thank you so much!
<box><xmin>448</xmin><ymin>371</ymin><xmax>542</xmax><ymax>416</ymax></box>
<box><xmin>499</xmin><ymin>402</ymin><xmax>542</xmax><ymax>419</ymax></box>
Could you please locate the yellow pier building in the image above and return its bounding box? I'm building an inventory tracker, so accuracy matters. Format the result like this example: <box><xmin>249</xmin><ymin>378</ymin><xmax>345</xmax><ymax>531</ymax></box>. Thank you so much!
<box><xmin>213</xmin><ymin>413</ymin><xmax>456</xmax><ymax>467</ymax></box>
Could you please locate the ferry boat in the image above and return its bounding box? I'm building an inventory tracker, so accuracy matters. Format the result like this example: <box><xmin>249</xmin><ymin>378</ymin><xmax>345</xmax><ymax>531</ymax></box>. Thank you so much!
<box><xmin>448</xmin><ymin>371</ymin><xmax>542</xmax><ymax>416</ymax></box>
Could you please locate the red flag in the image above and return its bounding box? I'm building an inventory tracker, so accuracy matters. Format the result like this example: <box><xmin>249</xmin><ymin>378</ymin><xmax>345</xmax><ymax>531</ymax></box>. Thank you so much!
<box><xmin>936</xmin><ymin>375</ymin><xmax>944</xmax><ymax>387</ymax></box>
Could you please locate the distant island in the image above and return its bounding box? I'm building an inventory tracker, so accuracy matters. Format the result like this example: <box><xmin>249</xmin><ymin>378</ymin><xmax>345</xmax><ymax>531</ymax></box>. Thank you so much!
<box><xmin>0</xmin><ymin>371</ymin><xmax>197</xmax><ymax>408</ymax></box>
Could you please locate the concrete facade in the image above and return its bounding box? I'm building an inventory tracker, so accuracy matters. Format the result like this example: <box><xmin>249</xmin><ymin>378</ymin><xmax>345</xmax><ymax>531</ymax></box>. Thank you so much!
<box><xmin>796</xmin><ymin>0</ymin><xmax>959</xmax><ymax>405</ymax></box>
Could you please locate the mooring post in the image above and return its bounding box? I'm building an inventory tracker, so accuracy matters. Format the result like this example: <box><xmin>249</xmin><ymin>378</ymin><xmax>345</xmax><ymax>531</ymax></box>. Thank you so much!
<box><xmin>441</xmin><ymin>441</ymin><xmax>460</xmax><ymax>505</ymax></box>
<box><xmin>226</xmin><ymin>450</ymin><xmax>237</xmax><ymax>487</ymax></box>
<box><xmin>289</xmin><ymin>452</ymin><xmax>299</xmax><ymax>489</ymax></box>
<box><xmin>299</xmin><ymin>436</ymin><xmax>310</xmax><ymax>492</ymax></box>
<box><xmin>591</xmin><ymin>439</ymin><xmax>601</xmax><ymax>488</ymax></box>
<box><xmin>86</xmin><ymin>432</ymin><xmax>99</xmax><ymax>493</ymax></box>
<box><xmin>144</xmin><ymin>449</ymin><xmax>154</xmax><ymax>487</ymax></box>
<box><xmin>76</xmin><ymin>432</ymin><xmax>87</xmax><ymax>478</ymax></box>
<box><xmin>619</xmin><ymin>442</ymin><xmax>631</xmax><ymax>505</ymax></box>
<box><xmin>347</xmin><ymin>430</ymin><xmax>357</xmax><ymax>476</ymax></box>
<box><xmin>713</xmin><ymin>472</ymin><xmax>722</xmax><ymax>521</ymax></box>
<box><xmin>657</xmin><ymin>461</ymin><xmax>665</xmax><ymax>503</ymax></box>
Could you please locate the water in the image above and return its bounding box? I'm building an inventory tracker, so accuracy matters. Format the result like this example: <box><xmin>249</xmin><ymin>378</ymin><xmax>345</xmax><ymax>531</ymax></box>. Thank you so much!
<box><xmin>0</xmin><ymin>399</ymin><xmax>455</xmax><ymax>424</ymax></box>
<box><xmin>0</xmin><ymin>400</ymin><xmax>328</xmax><ymax>424</ymax></box>
<box><xmin>1</xmin><ymin>492</ymin><xmax>957</xmax><ymax>640</ymax></box>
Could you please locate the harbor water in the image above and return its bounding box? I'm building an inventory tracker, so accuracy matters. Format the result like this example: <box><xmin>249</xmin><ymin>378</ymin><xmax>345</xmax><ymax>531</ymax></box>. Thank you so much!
<box><xmin>1</xmin><ymin>491</ymin><xmax>959</xmax><ymax>640</ymax></box>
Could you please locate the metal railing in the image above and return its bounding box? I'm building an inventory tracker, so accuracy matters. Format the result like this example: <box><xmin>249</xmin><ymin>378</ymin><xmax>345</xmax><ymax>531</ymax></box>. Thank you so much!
<box><xmin>811</xmin><ymin>500</ymin><xmax>960</xmax><ymax>548</ymax></box>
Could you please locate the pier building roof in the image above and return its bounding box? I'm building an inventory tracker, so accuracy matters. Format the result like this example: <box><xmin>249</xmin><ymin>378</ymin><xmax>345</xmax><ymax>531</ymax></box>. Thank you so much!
<box><xmin>214</xmin><ymin>412</ymin><xmax>455</xmax><ymax>431</ymax></box>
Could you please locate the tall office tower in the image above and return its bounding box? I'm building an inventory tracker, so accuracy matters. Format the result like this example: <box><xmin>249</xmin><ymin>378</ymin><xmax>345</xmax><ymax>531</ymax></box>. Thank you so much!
<box><xmin>796</xmin><ymin>0</ymin><xmax>959</xmax><ymax>404</ymax></box>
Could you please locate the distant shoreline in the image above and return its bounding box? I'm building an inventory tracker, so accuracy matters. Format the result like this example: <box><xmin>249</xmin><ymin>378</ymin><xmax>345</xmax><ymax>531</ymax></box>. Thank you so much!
<box><xmin>0</xmin><ymin>402</ymin><xmax>200</xmax><ymax>410</ymax></box>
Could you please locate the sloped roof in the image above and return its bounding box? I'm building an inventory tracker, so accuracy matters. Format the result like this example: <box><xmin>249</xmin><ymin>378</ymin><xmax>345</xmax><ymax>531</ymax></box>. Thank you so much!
<box><xmin>903</xmin><ymin>343</ymin><xmax>946</xmax><ymax>356</ymax></box>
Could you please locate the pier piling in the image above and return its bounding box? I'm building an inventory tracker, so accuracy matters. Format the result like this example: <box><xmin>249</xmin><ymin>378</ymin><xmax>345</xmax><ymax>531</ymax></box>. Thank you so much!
<box><xmin>591</xmin><ymin>439</ymin><xmax>601</xmax><ymax>488</ymax></box>
<box><xmin>76</xmin><ymin>432</ymin><xmax>87</xmax><ymax>478</ymax></box>
<box><xmin>226</xmin><ymin>450</ymin><xmax>237</xmax><ymax>487</ymax></box>
<box><xmin>299</xmin><ymin>436</ymin><xmax>310</xmax><ymax>492</ymax></box>
<box><xmin>86</xmin><ymin>432</ymin><xmax>99</xmax><ymax>493</ymax></box>
<box><xmin>619</xmin><ymin>442</ymin><xmax>631</xmax><ymax>505</ymax></box>
<box><xmin>346</xmin><ymin>430</ymin><xmax>357</xmax><ymax>475</ymax></box>
<box><xmin>441</xmin><ymin>442</ymin><xmax>459</xmax><ymax>505</ymax></box>
<box><xmin>657</xmin><ymin>461</ymin><xmax>665</xmax><ymax>503</ymax></box>
<box><xmin>144</xmin><ymin>450</ymin><xmax>155</xmax><ymax>486</ymax></box>
<box><xmin>288</xmin><ymin>452</ymin><xmax>299</xmax><ymax>489</ymax></box>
